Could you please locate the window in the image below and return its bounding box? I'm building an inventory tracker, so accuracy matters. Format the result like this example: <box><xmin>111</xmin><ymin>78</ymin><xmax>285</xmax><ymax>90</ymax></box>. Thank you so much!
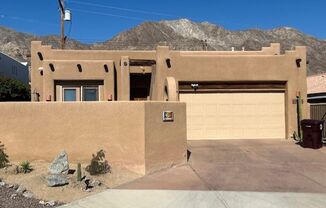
<box><xmin>63</xmin><ymin>88</ymin><xmax>78</xmax><ymax>101</ymax></box>
<box><xmin>56</xmin><ymin>80</ymin><xmax>103</xmax><ymax>102</ymax></box>
<box><xmin>82</xmin><ymin>87</ymin><xmax>98</xmax><ymax>101</ymax></box>
<box><xmin>61</xmin><ymin>86</ymin><xmax>99</xmax><ymax>102</ymax></box>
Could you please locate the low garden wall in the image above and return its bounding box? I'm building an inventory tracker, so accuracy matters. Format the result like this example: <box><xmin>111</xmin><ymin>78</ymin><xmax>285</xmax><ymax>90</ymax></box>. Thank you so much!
<box><xmin>0</xmin><ymin>102</ymin><xmax>187</xmax><ymax>175</ymax></box>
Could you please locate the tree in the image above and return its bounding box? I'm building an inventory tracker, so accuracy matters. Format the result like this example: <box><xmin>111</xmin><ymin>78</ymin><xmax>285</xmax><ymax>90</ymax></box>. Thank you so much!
<box><xmin>0</xmin><ymin>76</ymin><xmax>30</xmax><ymax>101</ymax></box>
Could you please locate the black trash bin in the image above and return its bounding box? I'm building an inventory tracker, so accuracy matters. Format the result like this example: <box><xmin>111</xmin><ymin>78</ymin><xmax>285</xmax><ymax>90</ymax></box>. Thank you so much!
<box><xmin>301</xmin><ymin>119</ymin><xmax>324</xmax><ymax>149</ymax></box>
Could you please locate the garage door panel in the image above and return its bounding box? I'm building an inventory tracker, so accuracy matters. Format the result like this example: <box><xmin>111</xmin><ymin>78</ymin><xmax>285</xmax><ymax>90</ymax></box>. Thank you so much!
<box><xmin>180</xmin><ymin>93</ymin><xmax>285</xmax><ymax>140</ymax></box>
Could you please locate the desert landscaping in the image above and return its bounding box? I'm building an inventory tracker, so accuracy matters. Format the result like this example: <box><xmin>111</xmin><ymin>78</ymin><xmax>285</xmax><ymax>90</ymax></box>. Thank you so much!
<box><xmin>0</xmin><ymin>148</ymin><xmax>142</xmax><ymax>207</ymax></box>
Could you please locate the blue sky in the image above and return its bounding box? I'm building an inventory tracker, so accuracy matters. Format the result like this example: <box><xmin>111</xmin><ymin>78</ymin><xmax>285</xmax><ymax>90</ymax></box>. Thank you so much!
<box><xmin>0</xmin><ymin>0</ymin><xmax>325</xmax><ymax>43</ymax></box>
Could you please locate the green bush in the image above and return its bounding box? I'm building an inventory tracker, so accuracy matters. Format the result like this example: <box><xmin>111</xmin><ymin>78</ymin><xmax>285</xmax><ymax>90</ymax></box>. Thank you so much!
<box><xmin>86</xmin><ymin>150</ymin><xmax>111</xmax><ymax>175</ymax></box>
<box><xmin>0</xmin><ymin>141</ymin><xmax>9</xmax><ymax>168</ymax></box>
<box><xmin>20</xmin><ymin>161</ymin><xmax>32</xmax><ymax>173</ymax></box>
<box><xmin>0</xmin><ymin>76</ymin><xmax>30</xmax><ymax>101</ymax></box>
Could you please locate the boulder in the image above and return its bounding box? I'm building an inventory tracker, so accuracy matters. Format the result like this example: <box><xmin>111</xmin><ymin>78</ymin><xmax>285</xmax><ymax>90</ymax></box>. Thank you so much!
<box><xmin>46</xmin><ymin>174</ymin><xmax>69</xmax><ymax>187</ymax></box>
<box><xmin>48</xmin><ymin>150</ymin><xmax>69</xmax><ymax>175</ymax></box>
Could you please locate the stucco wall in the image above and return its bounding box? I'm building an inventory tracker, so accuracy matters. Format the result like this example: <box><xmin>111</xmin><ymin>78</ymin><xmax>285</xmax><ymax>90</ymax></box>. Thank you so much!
<box><xmin>144</xmin><ymin>102</ymin><xmax>187</xmax><ymax>174</ymax></box>
<box><xmin>0</xmin><ymin>102</ymin><xmax>186</xmax><ymax>174</ymax></box>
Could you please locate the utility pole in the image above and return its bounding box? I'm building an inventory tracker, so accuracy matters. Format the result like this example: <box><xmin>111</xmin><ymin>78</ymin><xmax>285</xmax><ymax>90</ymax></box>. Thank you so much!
<box><xmin>58</xmin><ymin>0</ymin><xmax>65</xmax><ymax>49</ymax></box>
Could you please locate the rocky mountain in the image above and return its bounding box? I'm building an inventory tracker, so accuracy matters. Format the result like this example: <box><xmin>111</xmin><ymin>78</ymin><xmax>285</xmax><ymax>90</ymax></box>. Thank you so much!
<box><xmin>1</xmin><ymin>19</ymin><xmax>325</xmax><ymax>75</ymax></box>
<box><xmin>97</xmin><ymin>19</ymin><xmax>326</xmax><ymax>75</ymax></box>
<box><xmin>0</xmin><ymin>26</ymin><xmax>90</xmax><ymax>62</ymax></box>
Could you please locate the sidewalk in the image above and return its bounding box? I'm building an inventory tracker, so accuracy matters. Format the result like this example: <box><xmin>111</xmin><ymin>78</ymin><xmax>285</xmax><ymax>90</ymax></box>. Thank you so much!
<box><xmin>59</xmin><ymin>189</ymin><xmax>326</xmax><ymax>208</ymax></box>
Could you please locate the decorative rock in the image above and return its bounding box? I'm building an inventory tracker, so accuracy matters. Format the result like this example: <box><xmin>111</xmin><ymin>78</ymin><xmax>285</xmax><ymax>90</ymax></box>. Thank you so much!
<box><xmin>46</xmin><ymin>174</ymin><xmax>69</xmax><ymax>187</ymax></box>
<box><xmin>13</xmin><ymin>184</ymin><xmax>19</xmax><ymax>190</ymax></box>
<box><xmin>48</xmin><ymin>150</ymin><xmax>69</xmax><ymax>175</ymax></box>
<box><xmin>16</xmin><ymin>165</ymin><xmax>25</xmax><ymax>174</ymax></box>
<box><xmin>39</xmin><ymin>200</ymin><xmax>46</xmax><ymax>205</ymax></box>
<box><xmin>0</xmin><ymin>181</ymin><xmax>5</xmax><ymax>187</ymax></box>
<box><xmin>7</xmin><ymin>184</ymin><xmax>14</xmax><ymax>188</ymax></box>
<box><xmin>46</xmin><ymin>200</ymin><xmax>56</xmax><ymax>206</ymax></box>
<box><xmin>10</xmin><ymin>193</ymin><xmax>17</xmax><ymax>199</ymax></box>
<box><xmin>4</xmin><ymin>165</ymin><xmax>20</xmax><ymax>174</ymax></box>
<box><xmin>90</xmin><ymin>179</ymin><xmax>101</xmax><ymax>187</ymax></box>
<box><xmin>23</xmin><ymin>191</ymin><xmax>34</xmax><ymax>198</ymax></box>
<box><xmin>16</xmin><ymin>185</ymin><xmax>26</xmax><ymax>194</ymax></box>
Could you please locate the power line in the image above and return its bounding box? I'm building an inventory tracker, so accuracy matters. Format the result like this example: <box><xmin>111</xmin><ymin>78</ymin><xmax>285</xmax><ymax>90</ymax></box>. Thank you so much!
<box><xmin>0</xmin><ymin>13</ymin><xmax>58</xmax><ymax>27</ymax></box>
<box><xmin>69</xmin><ymin>0</ymin><xmax>179</xmax><ymax>18</ymax></box>
<box><xmin>72</xmin><ymin>8</ymin><xmax>147</xmax><ymax>21</ymax></box>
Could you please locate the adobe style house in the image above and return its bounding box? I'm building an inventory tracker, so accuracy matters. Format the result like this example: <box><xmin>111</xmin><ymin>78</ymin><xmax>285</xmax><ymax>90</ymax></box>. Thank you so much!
<box><xmin>0</xmin><ymin>52</ymin><xmax>29</xmax><ymax>84</ymax></box>
<box><xmin>31</xmin><ymin>41</ymin><xmax>308</xmax><ymax>141</ymax></box>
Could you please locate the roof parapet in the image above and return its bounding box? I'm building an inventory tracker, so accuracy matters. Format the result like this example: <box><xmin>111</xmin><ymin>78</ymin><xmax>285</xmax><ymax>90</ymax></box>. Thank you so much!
<box><xmin>262</xmin><ymin>43</ymin><xmax>280</xmax><ymax>55</ymax></box>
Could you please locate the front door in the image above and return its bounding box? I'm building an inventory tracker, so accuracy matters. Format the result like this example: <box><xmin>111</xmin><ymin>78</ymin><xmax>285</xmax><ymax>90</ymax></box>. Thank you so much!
<box><xmin>130</xmin><ymin>73</ymin><xmax>152</xmax><ymax>101</ymax></box>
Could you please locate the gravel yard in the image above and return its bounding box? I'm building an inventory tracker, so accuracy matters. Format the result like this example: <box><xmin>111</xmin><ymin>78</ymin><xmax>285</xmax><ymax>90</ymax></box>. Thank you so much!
<box><xmin>0</xmin><ymin>185</ymin><xmax>62</xmax><ymax>208</ymax></box>
<box><xmin>0</xmin><ymin>161</ymin><xmax>142</xmax><ymax>206</ymax></box>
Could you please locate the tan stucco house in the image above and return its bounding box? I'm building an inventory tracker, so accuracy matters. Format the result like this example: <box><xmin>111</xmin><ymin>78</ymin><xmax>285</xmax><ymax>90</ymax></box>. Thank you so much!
<box><xmin>31</xmin><ymin>41</ymin><xmax>308</xmax><ymax>141</ymax></box>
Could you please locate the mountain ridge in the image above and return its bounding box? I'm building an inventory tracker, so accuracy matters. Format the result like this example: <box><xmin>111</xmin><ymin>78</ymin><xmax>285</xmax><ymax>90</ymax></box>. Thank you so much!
<box><xmin>0</xmin><ymin>19</ymin><xmax>325</xmax><ymax>75</ymax></box>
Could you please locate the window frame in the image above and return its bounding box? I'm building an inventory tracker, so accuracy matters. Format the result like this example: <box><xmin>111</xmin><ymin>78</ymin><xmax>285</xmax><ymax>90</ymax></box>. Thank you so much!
<box><xmin>61</xmin><ymin>85</ymin><xmax>100</xmax><ymax>102</ymax></box>
<box><xmin>62</xmin><ymin>86</ymin><xmax>81</xmax><ymax>102</ymax></box>
<box><xmin>81</xmin><ymin>85</ymin><xmax>99</xmax><ymax>102</ymax></box>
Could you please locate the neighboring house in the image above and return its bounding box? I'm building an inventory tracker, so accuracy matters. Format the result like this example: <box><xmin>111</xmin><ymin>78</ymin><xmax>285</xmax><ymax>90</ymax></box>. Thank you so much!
<box><xmin>307</xmin><ymin>73</ymin><xmax>326</xmax><ymax>139</ymax></box>
<box><xmin>31</xmin><ymin>41</ymin><xmax>308</xmax><ymax>141</ymax></box>
<box><xmin>307</xmin><ymin>73</ymin><xmax>326</xmax><ymax>103</ymax></box>
<box><xmin>0</xmin><ymin>52</ymin><xmax>29</xmax><ymax>84</ymax></box>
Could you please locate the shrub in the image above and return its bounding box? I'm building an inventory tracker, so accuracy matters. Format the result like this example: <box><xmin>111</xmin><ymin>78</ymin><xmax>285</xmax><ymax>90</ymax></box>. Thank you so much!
<box><xmin>0</xmin><ymin>141</ymin><xmax>9</xmax><ymax>168</ymax></box>
<box><xmin>19</xmin><ymin>161</ymin><xmax>32</xmax><ymax>173</ymax></box>
<box><xmin>0</xmin><ymin>76</ymin><xmax>30</xmax><ymax>101</ymax></box>
<box><xmin>86</xmin><ymin>150</ymin><xmax>111</xmax><ymax>175</ymax></box>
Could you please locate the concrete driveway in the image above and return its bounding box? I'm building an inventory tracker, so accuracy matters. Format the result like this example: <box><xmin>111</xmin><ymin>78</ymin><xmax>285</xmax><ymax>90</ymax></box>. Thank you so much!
<box><xmin>59</xmin><ymin>190</ymin><xmax>326</xmax><ymax>208</ymax></box>
<box><xmin>119</xmin><ymin>139</ymin><xmax>326</xmax><ymax>193</ymax></box>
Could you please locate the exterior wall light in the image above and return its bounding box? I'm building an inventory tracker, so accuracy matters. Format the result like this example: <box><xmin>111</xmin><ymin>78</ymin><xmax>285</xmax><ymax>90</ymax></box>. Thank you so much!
<box><xmin>49</xmin><ymin>63</ymin><xmax>55</xmax><ymax>72</ymax></box>
<box><xmin>104</xmin><ymin>64</ymin><xmax>109</xmax><ymax>73</ymax></box>
<box><xmin>191</xmin><ymin>83</ymin><xmax>199</xmax><ymax>91</ymax></box>
<box><xmin>296</xmin><ymin>58</ymin><xmax>302</xmax><ymax>68</ymax></box>
<box><xmin>77</xmin><ymin>64</ymin><xmax>82</xmax><ymax>72</ymax></box>
<box><xmin>166</xmin><ymin>58</ymin><xmax>171</xmax><ymax>68</ymax></box>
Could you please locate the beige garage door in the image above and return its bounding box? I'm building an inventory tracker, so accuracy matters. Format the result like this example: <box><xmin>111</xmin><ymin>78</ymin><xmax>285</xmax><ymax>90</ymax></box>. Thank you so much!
<box><xmin>180</xmin><ymin>93</ymin><xmax>285</xmax><ymax>140</ymax></box>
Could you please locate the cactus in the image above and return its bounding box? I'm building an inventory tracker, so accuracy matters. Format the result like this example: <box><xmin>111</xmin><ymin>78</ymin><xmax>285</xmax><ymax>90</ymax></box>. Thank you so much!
<box><xmin>77</xmin><ymin>163</ymin><xmax>82</xmax><ymax>182</ymax></box>
<box><xmin>298</xmin><ymin>94</ymin><xmax>303</xmax><ymax>142</ymax></box>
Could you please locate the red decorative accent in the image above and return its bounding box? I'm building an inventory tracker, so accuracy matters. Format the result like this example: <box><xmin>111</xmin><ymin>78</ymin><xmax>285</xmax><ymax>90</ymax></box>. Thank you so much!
<box><xmin>46</xmin><ymin>95</ymin><xmax>52</xmax><ymax>102</ymax></box>
<box><xmin>107</xmin><ymin>94</ymin><xmax>113</xmax><ymax>101</ymax></box>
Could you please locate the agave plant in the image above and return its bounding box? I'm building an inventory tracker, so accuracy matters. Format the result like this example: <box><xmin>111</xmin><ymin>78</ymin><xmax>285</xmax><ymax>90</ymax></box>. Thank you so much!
<box><xmin>20</xmin><ymin>161</ymin><xmax>32</xmax><ymax>173</ymax></box>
